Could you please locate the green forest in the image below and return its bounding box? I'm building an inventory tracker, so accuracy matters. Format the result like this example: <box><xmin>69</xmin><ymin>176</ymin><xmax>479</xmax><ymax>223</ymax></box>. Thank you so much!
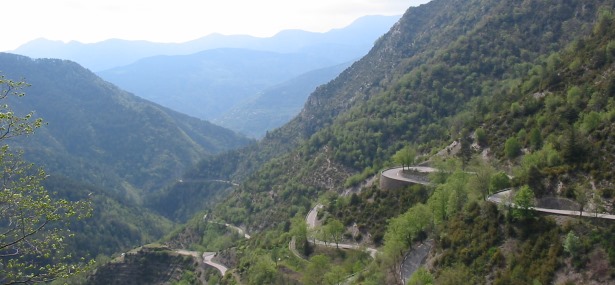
<box><xmin>3</xmin><ymin>0</ymin><xmax>615</xmax><ymax>284</ymax></box>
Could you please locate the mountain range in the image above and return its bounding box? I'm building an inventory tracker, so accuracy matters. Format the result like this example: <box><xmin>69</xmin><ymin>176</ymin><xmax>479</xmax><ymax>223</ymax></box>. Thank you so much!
<box><xmin>96</xmin><ymin>48</ymin><xmax>343</xmax><ymax>126</ymax></box>
<box><xmin>214</xmin><ymin>62</ymin><xmax>352</xmax><ymax>138</ymax></box>
<box><xmin>143</xmin><ymin>0</ymin><xmax>615</xmax><ymax>284</ymax></box>
<box><xmin>3</xmin><ymin>0</ymin><xmax>615</xmax><ymax>284</ymax></box>
<box><xmin>12</xmin><ymin>15</ymin><xmax>400</xmax><ymax>72</ymax></box>
<box><xmin>12</xmin><ymin>15</ymin><xmax>400</xmax><ymax>138</ymax></box>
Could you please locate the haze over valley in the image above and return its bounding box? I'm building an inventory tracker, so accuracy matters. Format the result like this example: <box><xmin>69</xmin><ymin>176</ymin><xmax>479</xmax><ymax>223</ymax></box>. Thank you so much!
<box><xmin>2</xmin><ymin>0</ymin><xmax>615</xmax><ymax>284</ymax></box>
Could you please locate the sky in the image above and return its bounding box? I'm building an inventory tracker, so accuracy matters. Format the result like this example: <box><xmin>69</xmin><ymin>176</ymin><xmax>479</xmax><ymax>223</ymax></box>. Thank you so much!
<box><xmin>1</xmin><ymin>0</ymin><xmax>431</xmax><ymax>52</ymax></box>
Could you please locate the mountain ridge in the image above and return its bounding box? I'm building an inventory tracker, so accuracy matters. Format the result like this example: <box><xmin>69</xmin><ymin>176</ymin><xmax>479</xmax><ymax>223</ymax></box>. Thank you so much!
<box><xmin>96</xmin><ymin>48</ymin><xmax>343</xmax><ymax>122</ymax></box>
<box><xmin>154</xmin><ymin>1</ymin><xmax>615</xmax><ymax>284</ymax></box>
<box><xmin>0</xmin><ymin>52</ymin><xmax>251</xmax><ymax>198</ymax></box>
<box><xmin>212</xmin><ymin>62</ymin><xmax>353</xmax><ymax>138</ymax></box>
<box><xmin>12</xmin><ymin>15</ymin><xmax>401</xmax><ymax>72</ymax></box>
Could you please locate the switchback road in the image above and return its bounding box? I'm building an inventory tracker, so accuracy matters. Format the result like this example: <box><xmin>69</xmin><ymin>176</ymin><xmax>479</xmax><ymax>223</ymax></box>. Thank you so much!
<box><xmin>380</xmin><ymin>166</ymin><xmax>437</xmax><ymax>186</ymax></box>
<box><xmin>487</xmin><ymin>189</ymin><xmax>615</xmax><ymax>220</ymax></box>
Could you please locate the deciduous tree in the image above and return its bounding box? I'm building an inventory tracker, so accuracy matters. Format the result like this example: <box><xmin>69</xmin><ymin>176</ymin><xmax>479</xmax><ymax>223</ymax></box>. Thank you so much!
<box><xmin>303</xmin><ymin>255</ymin><xmax>330</xmax><ymax>285</ymax></box>
<box><xmin>470</xmin><ymin>161</ymin><xmax>495</xmax><ymax>199</ymax></box>
<box><xmin>504</xmin><ymin>137</ymin><xmax>521</xmax><ymax>159</ymax></box>
<box><xmin>513</xmin><ymin>185</ymin><xmax>535</xmax><ymax>220</ymax></box>
<box><xmin>326</xmin><ymin>219</ymin><xmax>344</xmax><ymax>249</ymax></box>
<box><xmin>290</xmin><ymin>215</ymin><xmax>310</xmax><ymax>255</ymax></box>
<box><xmin>393</xmin><ymin>144</ymin><xmax>417</xmax><ymax>170</ymax></box>
<box><xmin>489</xmin><ymin>172</ymin><xmax>511</xmax><ymax>194</ymax></box>
<box><xmin>0</xmin><ymin>76</ymin><xmax>92</xmax><ymax>285</ymax></box>
<box><xmin>573</xmin><ymin>185</ymin><xmax>590</xmax><ymax>217</ymax></box>
<box><xmin>563</xmin><ymin>231</ymin><xmax>580</xmax><ymax>259</ymax></box>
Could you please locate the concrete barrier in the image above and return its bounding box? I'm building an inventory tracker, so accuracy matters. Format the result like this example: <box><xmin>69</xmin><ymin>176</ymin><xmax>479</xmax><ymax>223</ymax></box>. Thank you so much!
<box><xmin>380</xmin><ymin>166</ymin><xmax>434</xmax><ymax>191</ymax></box>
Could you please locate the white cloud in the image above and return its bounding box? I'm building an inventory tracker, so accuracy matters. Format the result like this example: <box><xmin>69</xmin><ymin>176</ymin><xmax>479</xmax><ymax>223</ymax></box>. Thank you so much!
<box><xmin>1</xmin><ymin>0</ymin><xmax>430</xmax><ymax>51</ymax></box>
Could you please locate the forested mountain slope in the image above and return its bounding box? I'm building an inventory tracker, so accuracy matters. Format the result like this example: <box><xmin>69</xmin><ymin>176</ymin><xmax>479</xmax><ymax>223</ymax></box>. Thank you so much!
<box><xmin>214</xmin><ymin>62</ymin><xmax>352</xmax><ymax>138</ymax></box>
<box><xmin>0</xmin><ymin>53</ymin><xmax>253</xmax><ymax>266</ymax></box>
<box><xmin>0</xmin><ymin>53</ymin><xmax>250</xmax><ymax>199</ymax></box>
<box><xmin>167</xmin><ymin>0</ymin><xmax>611</xmax><ymax>227</ymax></box>
<box><xmin>149</xmin><ymin>0</ymin><xmax>615</xmax><ymax>284</ymax></box>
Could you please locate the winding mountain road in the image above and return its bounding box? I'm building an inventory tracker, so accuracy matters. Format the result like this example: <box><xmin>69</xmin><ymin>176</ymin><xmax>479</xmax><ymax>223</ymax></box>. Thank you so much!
<box><xmin>306</xmin><ymin>204</ymin><xmax>378</xmax><ymax>258</ymax></box>
<box><xmin>487</xmin><ymin>189</ymin><xmax>615</xmax><ymax>220</ymax></box>
<box><xmin>400</xmin><ymin>241</ymin><xmax>433</xmax><ymax>285</ymax></box>
<box><xmin>222</xmin><ymin>223</ymin><xmax>251</xmax><ymax>239</ymax></box>
<box><xmin>380</xmin><ymin>166</ymin><xmax>437</xmax><ymax>186</ymax></box>
<box><xmin>306</xmin><ymin>204</ymin><xmax>323</xmax><ymax>228</ymax></box>
<box><xmin>311</xmin><ymin>239</ymin><xmax>378</xmax><ymax>258</ymax></box>
<box><xmin>174</xmin><ymin>250</ymin><xmax>228</xmax><ymax>276</ymax></box>
<box><xmin>204</xmin><ymin>216</ymin><xmax>251</xmax><ymax>239</ymax></box>
<box><xmin>175</xmin><ymin>218</ymin><xmax>252</xmax><ymax>278</ymax></box>
<box><xmin>203</xmin><ymin>252</ymin><xmax>228</xmax><ymax>275</ymax></box>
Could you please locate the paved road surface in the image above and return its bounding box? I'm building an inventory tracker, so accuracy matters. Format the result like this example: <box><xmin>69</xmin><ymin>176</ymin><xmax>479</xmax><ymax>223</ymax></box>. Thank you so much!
<box><xmin>400</xmin><ymin>240</ymin><xmax>433</xmax><ymax>285</ymax></box>
<box><xmin>174</xmin><ymin>250</ymin><xmax>228</xmax><ymax>276</ymax></box>
<box><xmin>488</xmin><ymin>190</ymin><xmax>615</xmax><ymax>220</ymax></box>
<box><xmin>203</xmin><ymin>252</ymin><xmax>228</xmax><ymax>275</ymax></box>
<box><xmin>175</xmin><ymin>249</ymin><xmax>199</xmax><ymax>258</ymax></box>
<box><xmin>306</xmin><ymin>204</ymin><xmax>378</xmax><ymax>258</ymax></box>
<box><xmin>306</xmin><ymin>204</ymin><xmax>323</xmax><ymax>228</ymax></box>
<box><xmin>224</xmin><ymin>223</ymin><xmax>251</xmax><ymax>239</ymax></box>
<box><xmin>311</xmin><ymin>240</ymin><xmax>378</xmax><ymax>258</ymax></box>
<box><xmin>381</xmin><ymin>167</ymin><xmax>437</xmax><ymax>186</ymax></box>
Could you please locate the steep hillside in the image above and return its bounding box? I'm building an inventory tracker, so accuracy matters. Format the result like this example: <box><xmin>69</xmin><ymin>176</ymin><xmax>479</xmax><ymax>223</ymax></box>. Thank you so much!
<box><xmin>86</xmin><ymin>245</ymin><xmax>203</xmax><ymax>285</ymax></box>
<box><xmin>0</xmin><ymin>53</ymin><xmax>250</xmax><ymax>199</ymax></box>
<box><xmin>206</xmin><ymin>0</ymin><xmax>609</xmax><ymax>230</ymax></box>
<box><xmin>43</xmin><ymin>176</ymin><xmax>175</xmax><ymax>261</ymax></box>
<box><xmin>0</xmin><ymin>53</ymin><xmax>253</xmax><ymax>267</ymax></box>
<box><xmin>155</xmin><ymin>0</ymin><xmax>615</xmax><ymax>284</ymax></box>
<box><xmin>152</xmin><ymin>0</ymin><xmax>613</xmax><ymax>222</ymax></box>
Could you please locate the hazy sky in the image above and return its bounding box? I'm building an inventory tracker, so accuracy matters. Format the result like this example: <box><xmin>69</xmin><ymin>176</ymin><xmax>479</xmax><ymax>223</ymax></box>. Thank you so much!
<box><xmin>1</xmin><ymin>0</ymin><xmax>431</xmax><ymax>51</ymax></box>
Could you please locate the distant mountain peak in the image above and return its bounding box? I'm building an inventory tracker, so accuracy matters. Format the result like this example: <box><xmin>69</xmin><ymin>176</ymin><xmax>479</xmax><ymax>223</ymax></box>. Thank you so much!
<box><xmin>12</xmin><ymin>15</ymin><xmax>402</xmax><ymax>71</ymax></box>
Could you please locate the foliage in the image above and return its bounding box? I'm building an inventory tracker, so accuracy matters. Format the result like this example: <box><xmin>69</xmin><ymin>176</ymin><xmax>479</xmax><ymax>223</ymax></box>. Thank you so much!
<box><xmin>433</xmin><ymin>201</ymin><xmax>502</xmax><ymax>273</ymax></box>
<box><xmin>469</xmin><ymin>160</ymin><xmax>495</xmax><ymax>199</ymax></box>
<box><xmin>513</xmin><ymin>185</ymin><xmax>536</xmax><ymax>220</ymax></box>
<box><xmin>247</xmin><ymin>256</ymin><xmax>278</xmax><ymax>285</ymax></box>
<box><xmin>290</xmin><ymin>215</ymin><xmax>310</xmax><ymax>256</ymax></box>
<box><xmin>383</xmin><ymin>203</ymin><xmax>432</xmax><ymax>259</ymax></box>
<box><xmin>435</xmin><ymin>265</ymin><xmax>474</xmax><ymax>285</ymax></box>
<box><xmin>427</xmin><ymin>170</ymin><xmax>471</xmax><ymax>224</ymax></box>
<box><xmin>144</xmin><ymin>1</ymin><xmax>615</xmax><ymax>284</ymax></box>
<box><xmin>407</xmin><ymin>267</ymin><xmax>434</xmax><ymax>285</ymax></box>
<box><xmin>457</xmin><ymin>129</ymin><xmax>474</xmax><ymax>169</ymax></box>
<box><xmin>45</xmin><ymin>175</ymin><xmax>174</xmax><ymax>262</ymax></box>
<box><xmin>2</xmin><ymin>1</ymin><xmax>615</xmax><ymax>285</ymax></box>
<box><xmin>87</xmin><ymin>246</ymin><xmax>198</xmax><ymax>285</ymax></box>
<box><xmin>489</xmin><ymin>172</ymin><xmax>511</xmax><ymax>194</ymax></box>
<box><xmin>327</xmin><ymin>184</ymin><xmax>429</xmax><ymax>245</ymax></box>
<box><xmin>0</xmin><ymin>77</ymin><xmax>93</xmax><ymax>284</ymax></box>
<box><xmin>303</xmin><ymin>255</ymin><xmax>330</xmax><ymax>285</ymax></box>
<box><xmin>563</xmin><ymin>231</ymin><xmax>581</xmax><ymax>259</ymax></box>
<box><xmin>0</xmin><ymin>53</ymin><xmax>250</xmax><ymax>213</ymax></box>
<box><xmin>324</xmin><ymin>218</ymin><xmax>345</xmax><ymax>249</ymax></box>
<box><xmin>202</xmin><ymin>0</ymin><xmax>615</xmax><ymax>237</ymax></box>
<box><xmin>474</xmin><ymin>128</ymin><xmax>487</xmax><ymax>147</ymax></box>
<box><xmin>393</xmin><ymin>144</ymin><xmax>417</xmax><ymax>170</ymax></box>
<box><xmin>504</xmin><ymin>137</ymin><xmax>521</xmax><ymax>159</ymax></box>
